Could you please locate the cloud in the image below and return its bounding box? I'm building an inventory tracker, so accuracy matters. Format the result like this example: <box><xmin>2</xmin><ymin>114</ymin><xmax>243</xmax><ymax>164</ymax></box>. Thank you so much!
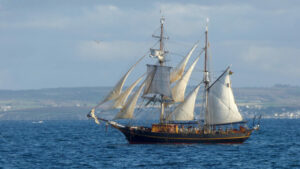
<box><xmin>24</xmin><ymin>17</ymin><xmax>70</xmax><ymax>29</ymax></box>
<box><xmin>0</xmin><ymin>8</ymin><xmax>71</xmax><ymax>29</ymax></box>
<box><xmin>2</xmin><ymin>2</ymin><xmax>296</xmax><ymax>40</ymax></box>
<box><xmin>19</xmin><ymin>18</ymin><xmax>69</xmax><ymax>29</ymax></box>
<box><xmin>0</xmin><ymin>1</ymin><xmax>299</xmax><ymax>89</ymax></box>
<box><xmin>81</xmin><ymin>5</ymin><xmax>123</xmax><ymax>26</ymax></box>
<box><xmin>241</xmin><ymin>45</ymin><xmax>300</xmax><ymax>77</ymax></box>
<box><xmin>156</xmin><ymin>3</ymin><xmax>258</xmax><ymax>37</ymax></box>
<box><xmin>78</xmin><ymin>40</ymin><xmax>151</xmax><ymax>61</ymax></box>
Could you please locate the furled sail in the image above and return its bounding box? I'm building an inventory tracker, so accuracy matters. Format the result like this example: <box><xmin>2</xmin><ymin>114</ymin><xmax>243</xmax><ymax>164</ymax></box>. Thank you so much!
<box><xmin>205</xmin><ymin>67</ymin><xmax>243</xmax><ymax>125</ymax></box>
<box><xmin>170</xmin><ymin>43</ymin><xmax>198</xmax><ymax>83</ymax></box>
<box><xmin>150</xmin><ymin>48</ymin><xmax>164</xmax><ymax>61</ymax></box>
<box><xmin>90</xmin><ymin>108</ymin><xmax>100</xmax><ymax>124</ymax></box>
<box><xmin>143</xmin><ymin>65</ymin><xmax>172</xmax><ymax>99</ymax></box>
<box><xmin>172</xmin><ymin>56</ymin><xmax>200</xmax><ymax>102</ymax></box>
<box><xmin>167</xmin><ymin>85</ymin><xmax>201</xmax><ymax>121</ymax></box>
<box><xmin>95</xmin><ymin>55</ymin><xmax>145</xmax><ymax>108</ymax></box>
<box><xmin>114</xmin><ymin>82</ymin><xmax>145</xmax><ymax>119</ymax></box>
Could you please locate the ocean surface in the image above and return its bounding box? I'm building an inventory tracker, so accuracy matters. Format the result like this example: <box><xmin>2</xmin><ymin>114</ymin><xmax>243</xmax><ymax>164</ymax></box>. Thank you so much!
<box><xmin>0</xmin><ymin>119</ymin><xmax>299</xmax><ymax>169</ymax></box>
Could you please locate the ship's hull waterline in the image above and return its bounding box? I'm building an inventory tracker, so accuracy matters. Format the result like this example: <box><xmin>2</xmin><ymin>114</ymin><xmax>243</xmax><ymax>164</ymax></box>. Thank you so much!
<box><xmin>114</xmin><ymin>125</ymin><xmax>252</xmax><ymax>144</ymax></box>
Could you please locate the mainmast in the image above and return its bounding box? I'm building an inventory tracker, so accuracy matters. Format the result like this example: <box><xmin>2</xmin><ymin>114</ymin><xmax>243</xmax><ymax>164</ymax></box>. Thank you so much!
<box><xmin>159</xmin><ymin>16</ymin><xmax>165</xmax><ymax>123</ymax></box>
<box><xmin>204</xmin><ymin>19</ymin><xmax>210</xmax><ymax>125</ymax></box>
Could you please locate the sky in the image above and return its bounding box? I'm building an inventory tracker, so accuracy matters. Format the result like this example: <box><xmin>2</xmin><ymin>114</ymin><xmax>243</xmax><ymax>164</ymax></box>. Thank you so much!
<box><xmin>0</xmin><ymin>0</ymin><xmax>299</xmax><ymax>90</ymax></box>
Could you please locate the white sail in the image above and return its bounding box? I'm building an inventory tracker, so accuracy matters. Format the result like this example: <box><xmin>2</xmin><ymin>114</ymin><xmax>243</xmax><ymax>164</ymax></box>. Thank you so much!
<box><xmin>143</xmin><ymin>65</ymin><xmax>172</xmax><ymax>99</ymax></box>
<box><xmin>95</xmin><ymin>55</ymin><xmax>145</xmax><ymax>108</ymax></box>
<box><xmin>114</xmin><ymin>83</ymin><xmax>145</xmax><ymax>119</ymax></box>
<box><xmin>113</xmin><ymin>75</ymin><xmax>144</xmax><ymax>109</ymax></box>
<box><xmin>168</xmin><ymin>85</ymin><xmax>201</xmax><ymax>121</ymax></box>
<box><xmin>206</xmin><ymin>68</ymin><xmax>243</xmax><ymax>125</ymax></box>
<box><xmin>170</xmin><ymin>43</ymin><xmax>198</xmax><ymax>83</ymax></box>
<box><xmin>172</xmin><ymin>56</ymin><xmax>200</xmax><ymax>102</ymax></box>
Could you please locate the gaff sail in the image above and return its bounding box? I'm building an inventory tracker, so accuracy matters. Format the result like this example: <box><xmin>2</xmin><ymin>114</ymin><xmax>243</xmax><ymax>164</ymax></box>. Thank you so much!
<box><xmin>206</xmin><ymin>67</ymin><xmax>243</xmax><ymax>125</ymax></box>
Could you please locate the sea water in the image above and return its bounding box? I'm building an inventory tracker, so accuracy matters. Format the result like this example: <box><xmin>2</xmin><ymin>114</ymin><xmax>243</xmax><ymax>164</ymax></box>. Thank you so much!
<box><xmin>0</xmin><ymin>119</ymin><xmax>299</xmax><ymax>168</ymax></box>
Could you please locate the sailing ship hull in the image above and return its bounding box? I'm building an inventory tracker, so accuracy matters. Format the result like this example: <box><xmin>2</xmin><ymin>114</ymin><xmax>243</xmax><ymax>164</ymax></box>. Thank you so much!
<box><xmin>116</xmin><ymin>126</ymin><xmax>252</xmax><ymax>144</ymax></box>
<box><xmin>88</xmin><ymin>17</ymin><xmax>259</xmax><ymax>144</ymax></box>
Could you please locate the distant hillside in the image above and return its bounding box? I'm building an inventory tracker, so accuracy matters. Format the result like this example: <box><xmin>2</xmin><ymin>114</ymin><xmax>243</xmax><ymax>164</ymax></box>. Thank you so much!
<box><xmin>0</xmin><ymin>86</ymin><xmax>299</xmax><ymax>120</ymax></box>
<box><xmin>234</xmin><ymin>86</ymin><xmax>300</xmax><ymax>107</ymax></box>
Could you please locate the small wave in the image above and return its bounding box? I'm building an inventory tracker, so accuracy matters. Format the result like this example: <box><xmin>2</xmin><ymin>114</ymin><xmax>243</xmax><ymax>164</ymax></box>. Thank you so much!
<box><xmin>32</xmin><ymin>121</ymin><xmax>44</xmax><ymax>124</ymax></box>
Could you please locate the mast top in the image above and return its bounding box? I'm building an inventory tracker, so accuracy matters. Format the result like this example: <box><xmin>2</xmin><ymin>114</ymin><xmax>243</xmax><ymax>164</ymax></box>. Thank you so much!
<box><xmin>160</xmin><ymin>16</ymin><xmax>165</xmax><ymax>24</ymax></box>
<box><xmin>204</xmin><ymin>17</ymin><xmax>209</xmax><ymax>79</ymax></box>
<box><xmin>150</xmin><ymin>16</ymin><xmax>168</xmax><ymax>65</ymax></box>
<box><xmin>206</xmin><ymin>18</ymin><xmax>209</xmax><ymax>32</ymax></box>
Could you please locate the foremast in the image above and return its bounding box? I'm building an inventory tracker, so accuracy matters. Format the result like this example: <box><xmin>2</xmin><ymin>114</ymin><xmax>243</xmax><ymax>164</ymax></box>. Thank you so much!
<box><xmin>159</xmin><ymin>17</ymin><xmax>165</xmax><ymax>65</ymax></box>
<box><xmin>151</xmin><ymin>16</ymin><xmax>168</xmax><ymax>123</ymax></box>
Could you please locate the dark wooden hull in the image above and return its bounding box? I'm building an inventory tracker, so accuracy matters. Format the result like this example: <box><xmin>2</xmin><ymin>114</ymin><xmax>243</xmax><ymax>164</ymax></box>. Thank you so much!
<box><xmin>116</xmin><ymin>126</ymin><xmax>252</xmax><ymax>144</ymax></box>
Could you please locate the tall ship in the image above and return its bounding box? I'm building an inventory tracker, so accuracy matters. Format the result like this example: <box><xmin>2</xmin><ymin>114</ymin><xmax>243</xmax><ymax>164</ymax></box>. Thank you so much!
<box><xmin>87</xmin><ymin>17</ymin><xmax>259</xmax><ymax>144</ymax></box>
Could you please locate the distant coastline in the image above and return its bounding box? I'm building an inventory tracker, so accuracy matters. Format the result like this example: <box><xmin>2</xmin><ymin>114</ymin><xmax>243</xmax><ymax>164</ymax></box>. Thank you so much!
<box><xmin>0</xmin><ymin>86</ymin><xmax>300</xmax><ymax>120</ymax></box>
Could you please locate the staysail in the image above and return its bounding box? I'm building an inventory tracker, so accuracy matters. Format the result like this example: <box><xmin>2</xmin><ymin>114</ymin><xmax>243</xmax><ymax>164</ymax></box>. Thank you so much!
<box><xmin>167</xmin><ymin>84</ymin><xmax>201</xmax><ymax>121</ymax></box>
<box><xmin>112</xmin><ymin>75</ymin><xmax>144</xmax><ymax>109</ymax></box>
<box><xmin>206</xmin><ymin>67</ymin><xmax>243</xmax><ymax>125</ymax></box>
<box><xmin>171</xmin><ymin>56</ymin><xmax>200</xmax><ymax>103</ymax></box>
<box><xmin>170</xmin><ymin>43</ymin><xmax>198</xmax><ymax>83</ymax></box>
<box><xmin>95</xmin><ymin>55</ymin><xmax>145</xmax><ymax>108</ymax></box>
<box><xmin>114</xmin><ymin>82</ymin><xmax>145</xmax><ymax>119</ymax></box>
<box><xmin>143</xmin><ymin>65</ymin><xmax>172</xmax><ymax>99</ymax></box>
